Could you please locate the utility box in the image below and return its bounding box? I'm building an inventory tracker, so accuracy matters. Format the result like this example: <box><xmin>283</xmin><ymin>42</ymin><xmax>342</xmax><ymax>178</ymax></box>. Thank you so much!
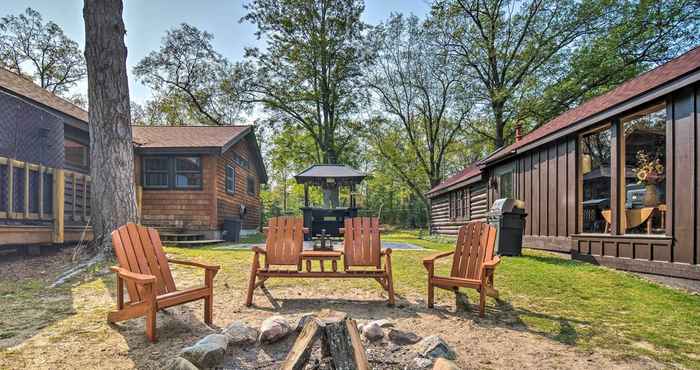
<box><xmin>488</xmin><ymin>198</ymin><xmax>527</xmax><ymax>256</ymax></box>
<box><xmin>222</xmin><ymin>217</ymin><xmax>241</xmax><ymax>242</ymax></box>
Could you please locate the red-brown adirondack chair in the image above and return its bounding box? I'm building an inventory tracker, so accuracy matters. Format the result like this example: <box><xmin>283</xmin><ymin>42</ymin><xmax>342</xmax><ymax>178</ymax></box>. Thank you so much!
<box><xmin>108</xmin><ymin>223</ymin><xmax>220</xmax><ymax>342</ymax></box>
<box><xmin>245</xmin><ymin>217</ymin><xmax>307</xmax><ymax>306</ymax></box>
<box><xmin>341</xmin><ymin>217</ymin><xmax>395</xmax><ymax>305</ymax></box>
<box><xmin>422</xmin><ymin>221</ymin><xmax>500</xmax><ymax>317</ymax></box>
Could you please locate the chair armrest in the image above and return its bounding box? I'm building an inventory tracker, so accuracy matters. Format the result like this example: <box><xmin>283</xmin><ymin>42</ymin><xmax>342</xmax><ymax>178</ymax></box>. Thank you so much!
<box><xmin>168</xmin><ymin>259</ymin><xmax>220</xmax><ymax>271</ymax></box>
<box><xmin>252</xmin><ymin>246</ymin><xmax>267</xmax><ymax>254</ymax></box>
<box><xmin>422</xmin><ymin>251</ymin><xmax>454</xmax><ymax>267</ymax></box>
<box><xmin>110</xmin><ymin>266</ymin><xmax>156</xmax><ymax>284</ymax></box>
<box><xmin>381</xmin><ymin>248</ymin><xmax>392</xmax><ymax>255</ymax></box>
<box><xmin>483</xmin><ymin>256</ymin><xmax>501</xmax><ymax>269</ymax></box>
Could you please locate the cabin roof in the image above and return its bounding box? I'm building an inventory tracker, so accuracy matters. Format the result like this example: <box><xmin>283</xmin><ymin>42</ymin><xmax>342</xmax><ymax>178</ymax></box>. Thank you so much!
<box><xmin>483</xmin><ymin>46</ymin><xmax>700</xmax><ymax>164</ymax></box>
<box><xmin>0</xmin><ymin>67</ymin><xmax>89</xmax><ymax>122</ymax></box>
<box><xmin>426</xmin><ymin>165</ymin><xmax>481</xmax><ymax>197</ymax></box>
<box><xmin>132</xmin><ymin>125</ymin><xmax>251</xmax><ymax>150</ymax></box>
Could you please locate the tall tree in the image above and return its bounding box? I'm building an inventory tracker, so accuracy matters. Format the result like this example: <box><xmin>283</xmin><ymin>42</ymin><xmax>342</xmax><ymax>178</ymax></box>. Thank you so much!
<box><xmin>241</xmin><ymin>0</ymin><xmax>369</xmax><ymax>164</ymax></box>
<box><xmin>363</xmin><ymin>14</ymin><xmax>477</xmax><ymax>219</ymax></box>
<box><xmin>433</xmin><ymin>0</ymin><xmax>604</xmax><ymax>148</ymax></box>
<box><xmin>134</xmin><ymin>23</ymin><xmax>247</xmax><ymax>125</ymax></box>
<box><xmin>0</xmin><ymin>7</ymin><xmax>86</xmax><ymax>96</ymax></box>
<box><xmin>83</xmin><ymin>0</ymin><xmax>138</xmax><ymax>253</ymax></box>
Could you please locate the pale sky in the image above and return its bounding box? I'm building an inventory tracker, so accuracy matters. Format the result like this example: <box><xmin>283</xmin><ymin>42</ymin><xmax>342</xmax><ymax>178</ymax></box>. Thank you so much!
<box><xmin>1</xmin><ymin>0</ymin><xmax>431</xmax><ymax>105</ymax></box>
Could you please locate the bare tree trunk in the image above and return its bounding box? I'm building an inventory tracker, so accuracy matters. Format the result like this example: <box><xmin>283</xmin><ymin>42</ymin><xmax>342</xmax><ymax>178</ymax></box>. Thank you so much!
<box><xmin>83</xmin><ymin>0</ymin><xmax>138</xmax><ymax>254</ymax></box>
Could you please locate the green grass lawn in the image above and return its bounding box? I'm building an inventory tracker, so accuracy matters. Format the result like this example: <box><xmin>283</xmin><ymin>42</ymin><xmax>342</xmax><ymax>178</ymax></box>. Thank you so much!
<box><xmin>2</xmin><ymin>230</ymin><xmax>699</xmax><ymax>368</ymax></box>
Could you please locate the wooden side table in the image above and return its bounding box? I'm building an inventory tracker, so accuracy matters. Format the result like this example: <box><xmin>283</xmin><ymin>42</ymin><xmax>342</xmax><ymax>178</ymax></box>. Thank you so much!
<box><xmin>300</xmin><ymin>250</ymin><xmax>343</xmax><ymax>272</ymax></box>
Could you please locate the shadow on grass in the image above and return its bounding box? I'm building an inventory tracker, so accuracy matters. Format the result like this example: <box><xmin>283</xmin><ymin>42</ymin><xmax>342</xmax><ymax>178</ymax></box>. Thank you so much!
<box><xmin>0</xmin><ymin>248</ymin><xmax>77</xmax><ymax>350</ymax></box>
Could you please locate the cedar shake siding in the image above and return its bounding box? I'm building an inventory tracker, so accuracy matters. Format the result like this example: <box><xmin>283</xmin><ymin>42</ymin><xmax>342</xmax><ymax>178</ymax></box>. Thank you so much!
<box><xmin>216</xmin><ymin>138</ymin><xmax>262</xmax><ymax>230</ymax></box>
<box><xmin>428</xmin><ymin>47</ymin><xmax>700</xmax><ymax>280</ymax></box>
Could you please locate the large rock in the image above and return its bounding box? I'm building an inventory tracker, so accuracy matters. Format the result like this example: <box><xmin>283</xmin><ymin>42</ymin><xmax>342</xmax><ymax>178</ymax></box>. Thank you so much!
<box><xmin>222</xmin><ymin>321</ymin><xmax>258</xmax><ymax>345</ymax></box>
<box><xmin>259</xmin><ymin>316</ymin><xmax>291</xmax><ymax>343</ymax></box>
<box><xmin>388</xmin><ymin>329</ymin><xmax>422</xmax><ymax>345</ymax></box>
<box><xmin>361</xmin><ymin>321</ymin><xmax>384</xmax><ymax>341</ymax></box>
<box><xmin>165</xmin><ymin>357</ymin><xmax>198</xmax><ymax>370</ymax></box>
<box><xmin>405</xmin><ymin>356</ymin><xmax>433</xmax><ymax>370</ymax></box>
<box><xmin>180</xmin><ymin>334</ymin><xmax>228</xmax><ymax>369</ymax></box>
<box><xmin>432</xmin><ymin>358</ymin><xmax>461</xmax><ymax>370</ymax></box>
<box><xmin>418</xmin><ymin>336</ymin><xmax>456</xmax><ymax>360</ymax></box>
<box><xmin>370</xmin><ymin>319</ymin><xmax>394</xmax><ymax>328</ymax></box>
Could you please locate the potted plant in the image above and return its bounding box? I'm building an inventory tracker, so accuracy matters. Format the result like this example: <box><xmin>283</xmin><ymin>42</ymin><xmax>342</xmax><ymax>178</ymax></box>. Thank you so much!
<box><xmin>634</xmin><ymin>150</ymin><xmax>664</xmax><ymax>207</ymax></box>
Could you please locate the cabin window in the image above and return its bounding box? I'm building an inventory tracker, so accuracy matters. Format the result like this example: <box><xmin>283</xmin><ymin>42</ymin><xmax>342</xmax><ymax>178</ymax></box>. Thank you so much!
<box><xmin>498</xmin><ymin>172</ymin><xmax>513</xmax><ymax>199</ymax></box>
<box><xmin>580</xmin><ymin>126</ymin><xmax>612</xmax><ymax>233</ymax></box>
<box><xmin>247</xmin><ymin>176</ymin><xmax>256</xmax><ymax>195</ymax></box>
<box><xmin>621</xmin><ymin>102</ymin><xmax>667</xmax><ymax>235</ymax></box>
<box><xmin>143</xmin><ymin>157</ymin><xmax>170</xmax><ymax>188</ymax></box>
<box><xmin>64</xmin><ymin>139</ymin><xmax>89</xmax><ymax>169</ymax></box>
<box><xmin>174</xmin><ymin>157</ymin><xmax>202</xmax><ymax>188</ymax></box>
<box><xmin>225</xmin><ymin>165</ymin><xmax>236</xmax><ymax>194</ymax></box>
<box><xmin>142</xmin><ymin>156</ymin><xmax>202</xmax><ymax>189</ymax></box>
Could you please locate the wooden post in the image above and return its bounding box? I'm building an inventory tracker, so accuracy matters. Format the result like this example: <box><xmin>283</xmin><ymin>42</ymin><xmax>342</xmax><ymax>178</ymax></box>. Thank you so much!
<box><xmin>72</xmin><ymin>173</ymin><xmax>77</xmax><ymax>221</ymax></box>
<box><xmin>136</xmin><ymin>185</ymin><xmax>143</xmax><ymax>217</ymax></box>
<box><xmin>304</xmin><ymin>183</ymin><xmax>309</xmax><ymax>207</ymax></box>
<box><xmin>39</xmin><ymin>165</ymin><xmax>44</xmax><ymax>219</ymax></box>
<box><xmin>83</xmin><ymin>176</ymin><xmax>88</xmax><ymax>221</ymax></box>
<box><xmin>24</xmin><ymin>163</ymin><xmax>30</xmax><ymax>219</ymax></box>
<box><xmin>7</xmin><ymin>159</ymin><xmax>13</xmax><ymax>219</ymax></box>
<box><xmin>53</xmin><ymin>169</ymin><xmax>65</xmax><ymax>244</ymax></box>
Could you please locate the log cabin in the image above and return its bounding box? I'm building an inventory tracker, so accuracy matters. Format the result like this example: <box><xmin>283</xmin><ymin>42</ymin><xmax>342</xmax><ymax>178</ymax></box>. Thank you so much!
<box><xmin>428</xmin><ymin>46</ymin><xmax>700</xmax><ymax>280</ymax></box>
<box><xmin>0</xmin><ymin>67</ymin><xmax>267</xmax><ymax>251</ymax></box>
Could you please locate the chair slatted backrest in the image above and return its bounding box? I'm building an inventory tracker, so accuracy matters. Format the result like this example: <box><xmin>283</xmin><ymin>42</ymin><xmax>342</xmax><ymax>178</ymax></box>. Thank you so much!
<box><xmin>450</xmin><ymin>222</ymin><xmax>497</xmax><ymax>280</ymax></box>
<box><xmin>344</xmin><ymin>217</ymin><xmax>381</xmax><ymax>269</ymax></box>
<box><xmin>111</xmin><ymin>223</ymin><xmax>177</xmax><ymax>302</ymax></box>
<box><xmin>265</xmin><ymin>217</ymin><xmax>304</xmax><ymax>266</ymax></box>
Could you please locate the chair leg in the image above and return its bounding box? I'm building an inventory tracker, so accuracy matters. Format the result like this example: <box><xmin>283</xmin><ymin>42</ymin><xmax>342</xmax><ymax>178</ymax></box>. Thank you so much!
<box><xmin>479</xmin><ymin>283</ymin><xmax>486</xmax><ymax>318</ymax></box>
<box><xmin>204</xmin><ymin>270</ymin><xmax>215</xmax><ymax>325</ymax></box>
<box><xmin>245</xmin><ymin>253</ymin><xmax>259</xmax><ymax>307</ymax></box>
<box><xmin>385</xmin><ymin>254</ymin><xmax>395</xmax><ymax>306</ymax></box>
<box><xmin>427</xmin><ymin>281</ymin><xmax>434</xmax><ymax>308</ymax></box>
<box><xmin>143</xmin><ymin>285</ymin><xmax>157</xmax><ymax>342</ymax></box>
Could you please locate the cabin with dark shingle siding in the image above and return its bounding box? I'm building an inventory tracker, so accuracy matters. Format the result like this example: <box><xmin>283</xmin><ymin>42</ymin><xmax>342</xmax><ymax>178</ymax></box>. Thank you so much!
<box><xmin>428</xmin><ymin>47</ymin><xmax>700</xmax><ymax>280</ymax></box>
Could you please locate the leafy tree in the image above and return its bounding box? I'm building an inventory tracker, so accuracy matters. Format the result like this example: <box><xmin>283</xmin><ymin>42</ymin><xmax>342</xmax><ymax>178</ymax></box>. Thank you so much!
<box><xmin>83</xmin><ymin>0</ymin><xmax>138</xmax><ymax>253</ymax></box>
<box><xmin>363</xmin><ymin>14</ymin><xmax>480</xmax><ymax>220</ymax></box>
<box><xmin>0</xmin><ymin>7</ymin><xmax>86</xmax><ymax>96</ymax></box>
<box><xmin>521</xmin><ymin>0</ymin><xmax>700</xmax><ymax>126</ymax></box>
<box><xmin>134</xmin><ymin>23</ymin><xmax>247</xmax><ymax>125</ymax></box>
<box><xmin>241</xmin><ymin>0</ymin><xmax>370</xmax><ymax>164</ymax></box>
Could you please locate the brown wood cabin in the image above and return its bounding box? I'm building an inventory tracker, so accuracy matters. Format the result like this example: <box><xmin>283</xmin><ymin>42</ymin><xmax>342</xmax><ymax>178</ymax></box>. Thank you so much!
<box><xmin>132</xmin><ymin>126</ymin><xmax>267</xmax><ymax>243</ymax></box>
<box><xmin>428</xmin><ymin>46</ymin><xmax>700</xmax><ymax>280</ymax></box>
<box><xmin>0</xmin><ymin>67</ymin><xmax>92</xmax><ymax>251</ymax></box>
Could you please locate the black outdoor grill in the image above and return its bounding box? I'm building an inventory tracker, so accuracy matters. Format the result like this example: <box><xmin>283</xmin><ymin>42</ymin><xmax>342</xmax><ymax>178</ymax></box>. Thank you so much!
<box><xmin>295</xmin><ymin>164</ymin><xmax>366</xmax><ymax>249</ymax></box>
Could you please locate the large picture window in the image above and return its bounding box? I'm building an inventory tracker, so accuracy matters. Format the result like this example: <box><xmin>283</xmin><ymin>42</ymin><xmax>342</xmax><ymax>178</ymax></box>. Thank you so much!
<box><xmin>580</xmin><ymin>126</ymin><xmax>612</xmax><ymax>233</ymax></box>
<box><xmin>621</xmin><ymin>103</ymin><xmax>667</xmax><ymax>235</ymax></box>
<box><xmin>143</xmin><ymin>156</ymin><xmax>202</xmax><ymax>189</ymax></box>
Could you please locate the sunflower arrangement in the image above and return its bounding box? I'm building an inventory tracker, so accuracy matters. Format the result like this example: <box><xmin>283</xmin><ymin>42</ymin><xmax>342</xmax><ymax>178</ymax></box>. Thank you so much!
<box><xmin>634</xmin><ymin>150</ymin><xmax>664</xmax><ymax>185</ymax></box>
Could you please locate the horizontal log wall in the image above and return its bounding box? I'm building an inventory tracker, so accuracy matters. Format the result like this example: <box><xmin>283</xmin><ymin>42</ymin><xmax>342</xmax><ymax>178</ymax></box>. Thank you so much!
<box><xmin>430</xmin><ymin>180</ymin><xmax>487</xmax><ymax>235</ymax></box>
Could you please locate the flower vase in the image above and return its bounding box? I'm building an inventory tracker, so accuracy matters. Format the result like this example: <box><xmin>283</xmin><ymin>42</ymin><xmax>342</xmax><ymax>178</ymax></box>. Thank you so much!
<box><xmin>643</xmin><ymin>184</ymin><xmax>658</xmax><ymax>207</ymax></box>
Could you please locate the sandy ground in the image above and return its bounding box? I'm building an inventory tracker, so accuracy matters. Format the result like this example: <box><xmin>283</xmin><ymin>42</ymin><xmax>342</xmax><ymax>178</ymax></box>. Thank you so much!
<box><xmin>0</xmin><ymin>248</ymin><xmax>665</xmax><ymax>370</ymax></box>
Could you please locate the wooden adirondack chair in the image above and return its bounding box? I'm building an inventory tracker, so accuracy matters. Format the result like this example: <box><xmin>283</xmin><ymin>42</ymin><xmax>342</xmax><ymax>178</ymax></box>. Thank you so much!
<box><xmin>341</xmin><ymin>217</ymin><xmax>395</xmax><ymax>305</ymax></box>
<box><xmin>422</xmin><ymin>221</ymin><xmax>499</xmax><ymax>317</ymax></box>
<box><xmin>245</xmin><ymin>217</ymin><xmax>307</xmax><ymax>306</ymax></box>
<box><xmin>108</xmin><ymin>223</ymin><xmax>220</xmax><ymax>342</ymax></box>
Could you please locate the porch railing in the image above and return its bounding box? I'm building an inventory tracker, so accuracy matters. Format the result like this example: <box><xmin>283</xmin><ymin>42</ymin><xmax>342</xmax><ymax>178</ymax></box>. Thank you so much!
<box><xmin>0</xmin><ymin>155</ymin><xmax>91</xmax><ymax>243</ymax></box>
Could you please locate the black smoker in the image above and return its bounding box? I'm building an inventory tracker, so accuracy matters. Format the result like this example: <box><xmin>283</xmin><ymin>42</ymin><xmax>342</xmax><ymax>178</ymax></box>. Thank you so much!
<box><xmin>488</xmin><ymin>198</ymin><xmax>527</xmax><ymax>256</ymax></box>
